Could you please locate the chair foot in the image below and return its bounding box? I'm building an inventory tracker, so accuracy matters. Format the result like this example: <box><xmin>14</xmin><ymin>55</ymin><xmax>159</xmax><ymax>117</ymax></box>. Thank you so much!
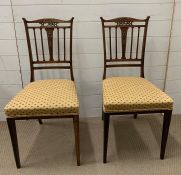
<box><xmin>7</xmin><ymin>118</ymin><xmax>21</xmax><ymax>169</ymax></box>
<box><xmin>103</xmin><ymin>160</ymin><xmax>107</xmax><ymax>163</ymax></box>
<box><xmin>133</xmin><ymin>114</ymin><xmax>137</xmax><ymax>119</ymax></box>
<box><xmin>103</xmin><ymin>113</ymin><xmax>110</xmax><ymax>163</ymax></box>
<box><xmin>73</xmin><ymin>116</ymin><xmax>80</xmax><ymax>166</ymax></box>
<box><xmin>160</xmin><ymin>110</ymin><xmax>172</xmax><ymax>159</ymax></box>
<box><xmin>38</xmin><ymin>119</ymin><xmax>43</xmax><ymax>124</ymax></box>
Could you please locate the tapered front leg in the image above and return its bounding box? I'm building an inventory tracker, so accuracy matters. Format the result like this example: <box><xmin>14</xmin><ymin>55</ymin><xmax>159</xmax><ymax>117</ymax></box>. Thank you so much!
<box><xmin>103</xmin><ymin>113</ymin><xmax>110</xmax><ymax>163</ymax></box>
<box><xmin>102</xmin><ymin>109</ymin><xmax>105</xmax><ymax>120</ymax></box>
<box><xmin>73</xmin><ymin>116</ymin><xmax>80</xmax><ymax>166</ymax></box>
<box><xmin>160</xmin><ymin>110</ymin><xmax>172</xmax><ymax>159</ymax></box>
<box><xmin>7</xmin><ymin>118</ymin><xmax>21</xmax><ymax>168</ymax></box>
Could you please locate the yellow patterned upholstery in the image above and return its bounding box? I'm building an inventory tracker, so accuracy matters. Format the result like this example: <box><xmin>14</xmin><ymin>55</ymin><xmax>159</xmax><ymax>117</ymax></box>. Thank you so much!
<box><xmin>103</xmin><ymin>77</ymin><xmax>173</xmax><ymax>113</ymax></box>
<box><xmin>4</xmin><ymin>79</ymin><xmax>79</xmax><ymax>117</ymax></box>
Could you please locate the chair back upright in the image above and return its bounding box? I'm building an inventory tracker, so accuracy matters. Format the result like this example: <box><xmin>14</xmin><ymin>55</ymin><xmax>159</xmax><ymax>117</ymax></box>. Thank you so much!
<box><xmin>101</xmin><ymin>16</ymin><xmax>150</xmax><ymax>79</ymax></box>
<box><xmin>23</xmin><ymin>17</ymin><xmax>74</xmax><ymax>81</ymax></box>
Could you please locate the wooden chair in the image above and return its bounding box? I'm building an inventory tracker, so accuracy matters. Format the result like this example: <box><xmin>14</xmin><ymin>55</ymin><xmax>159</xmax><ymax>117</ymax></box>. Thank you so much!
<box><xmin>100</xmin><ymin>16</ymin><xmax>173</xmax><ymax>163</ymax></box>
<box><xmin>4</xmin><ymin>17</ymin><xmax>80</xmax><ymax>168</ymax></box>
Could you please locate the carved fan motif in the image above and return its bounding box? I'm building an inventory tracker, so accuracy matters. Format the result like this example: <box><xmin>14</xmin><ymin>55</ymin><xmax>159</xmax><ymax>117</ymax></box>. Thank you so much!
<box><xmin>40</xmin><ymin>22</ymin><xmax>58</xmax><ymax>27</ymax></box>
<box><xmin>116</xmin><ymin>18</ymin><xmax>134</xmax><ymax>26</ymax></box>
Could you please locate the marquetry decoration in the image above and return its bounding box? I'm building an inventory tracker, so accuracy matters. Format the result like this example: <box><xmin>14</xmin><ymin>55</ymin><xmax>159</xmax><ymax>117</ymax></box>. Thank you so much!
<box><xmin>116</xmin><ymin>18</ymin><xmax>133</xmax><ymax>26</ymax></box>
<box><xmin>45</xmin><ymin>27</ymin><xmax>54</xmax><ymax>61</ymax></box>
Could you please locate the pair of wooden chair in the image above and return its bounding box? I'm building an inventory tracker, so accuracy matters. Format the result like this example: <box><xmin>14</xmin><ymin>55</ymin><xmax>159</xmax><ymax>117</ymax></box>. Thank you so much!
<box><xmin>4</xmin><ymin>16</ymin><xmax>173</xmax><ymax>168</ymax></box>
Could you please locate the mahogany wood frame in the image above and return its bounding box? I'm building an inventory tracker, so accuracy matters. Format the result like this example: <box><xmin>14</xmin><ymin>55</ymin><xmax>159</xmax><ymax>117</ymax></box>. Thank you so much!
<box><xmin>7</xmin><ymin>17</ymin><xmax>80</xmax><ymax>168</ymax></box>
<box><xmin>101</xmin><ymin>16</ymin><xmax>172</xmax><ymax>163</ymax></box>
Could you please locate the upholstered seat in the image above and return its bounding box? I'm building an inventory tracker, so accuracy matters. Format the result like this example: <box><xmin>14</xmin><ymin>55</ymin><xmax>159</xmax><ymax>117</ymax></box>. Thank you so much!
<box><xmin>5</xmin><ymin>79</ymin><xmax>79</xmax><ymax>117</ymax></box>
<box><xmin>103</xmin><ymin>77</ymin><xmax>173</xmax><ymax>113</ymax></box>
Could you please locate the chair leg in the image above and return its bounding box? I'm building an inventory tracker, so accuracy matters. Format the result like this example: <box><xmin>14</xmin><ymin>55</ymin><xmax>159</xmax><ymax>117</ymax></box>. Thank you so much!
<box><xmin>103</xmin><ymin>113</ymin><xmax>110</xmax><ymax>163</ymax></box>
<box><xmin>73</xmin><ymin>116</ymin><xmax>80</xmax><ymax>166</ymax></box>
<box><xmin>160</xmin><ymin>110</ymin><xmax>172</xmax><ymax>159</ymax></box>
<box><xmin>133</xmin><ymin>114</ymin><xmax>137</xmax><ymax>119</ymax></box>
<box><xmin>102</xmin><ymin>109</ymin><xmax>104</xmax><ymax>120</ymax></box>
<box><xmin>38</xmin><ymin>119</ymin><xmax>43</xmax><ymax>124</ymax></box>
<box><xmin>7</xmin><ymin>118</ymin><xmax>21</xmax><ymax>169</ymax></box>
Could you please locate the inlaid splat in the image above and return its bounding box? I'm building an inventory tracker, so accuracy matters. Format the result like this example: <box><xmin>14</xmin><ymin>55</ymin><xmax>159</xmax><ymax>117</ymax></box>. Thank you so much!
<box><xmin>45</xmin><ymin>27</ymin><xmax>54</xmax><ymax>61</ymax></box>
<box><xmin>120</xmin><ymin>27</ymin><xmax>129</xmax><ymax>59</ymax></box>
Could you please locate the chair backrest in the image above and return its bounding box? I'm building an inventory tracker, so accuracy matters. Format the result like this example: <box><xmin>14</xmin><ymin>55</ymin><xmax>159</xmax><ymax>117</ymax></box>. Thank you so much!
<box><xmin>23</xmin><ymin>17</ymin><xmax>74</xmax><ymax>82</ymax></box>
<box><xmin>100</xmin><ymin>16</ymin><xmax>150</xmax><ymax>79</ymax></box>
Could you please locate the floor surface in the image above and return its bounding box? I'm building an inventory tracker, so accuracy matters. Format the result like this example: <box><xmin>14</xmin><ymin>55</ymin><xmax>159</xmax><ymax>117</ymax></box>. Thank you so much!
<box><xmin>0</xmin><ymin>115</ymin><xmax>181</xmax><ymax>175</ymax></box>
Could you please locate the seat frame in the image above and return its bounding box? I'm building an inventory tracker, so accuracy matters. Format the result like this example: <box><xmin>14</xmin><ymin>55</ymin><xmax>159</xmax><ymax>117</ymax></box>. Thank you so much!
<box><xmin>6</xmin><ymin>17</ymin><xmax>80</xmax><ymax>168</ymax></box>
<box><xmin>100</xmin><ymin>16</ymin><xmax>172</xmax><ymax>163</ymax></box>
